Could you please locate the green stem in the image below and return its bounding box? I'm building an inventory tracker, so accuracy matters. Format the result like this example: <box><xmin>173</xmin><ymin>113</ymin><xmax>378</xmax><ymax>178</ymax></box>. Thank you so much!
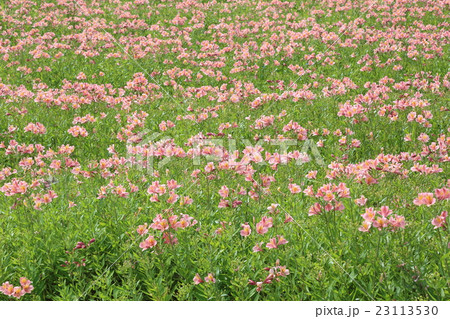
<box><xmin>375</xmin><ymin>230</ymin><xmax>382</xmax><ymax>261</ymax></box>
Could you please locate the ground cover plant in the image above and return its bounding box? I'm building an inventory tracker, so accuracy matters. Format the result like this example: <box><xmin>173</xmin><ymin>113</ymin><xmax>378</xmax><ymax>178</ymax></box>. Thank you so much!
<box><xmin>0</xmin><ymin>0</ymin><xmax>448</xmax><ymax>301</ymax></box>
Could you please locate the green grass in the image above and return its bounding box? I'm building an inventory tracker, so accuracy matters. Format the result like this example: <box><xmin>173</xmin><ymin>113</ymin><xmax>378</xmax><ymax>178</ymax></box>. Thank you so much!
<box><xmin>0</xmin><ymin>0</ymin><xmax>448</xmax><ymax>301</ymax></box>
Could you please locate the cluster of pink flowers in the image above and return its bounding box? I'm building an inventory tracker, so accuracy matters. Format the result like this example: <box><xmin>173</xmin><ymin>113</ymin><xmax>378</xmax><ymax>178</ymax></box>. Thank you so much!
<box><xmin>248</xmin><ymin>260</ymin><xmax>290</xmax><ymax>292</ymax></box>
<box><xmin>67</xmin><ymin>125</ymin><xmax>88</xmax><ymax>137</ymax></box>
<box><xmin>139</xmin><ymin>235</ymin><xmax>157</xmax><ymax>251</ymax></box>
<box><xmin>137</xmin><ymin>212</ymin><xmax>198</xmax><ymax>250</ymax></box>
<box><xmin>288</xmin><ymin>183</ymin><xmax>302</xmax><ymax>194</ymax></box>
<box><xmin>413</xmin><ymin>187</ymin><xmax>449</xmax><ymax>207</ymax></box>
<box><xmin>413</xmin><ymin>193</ymin><xmax>436</xmax><ymax>206</ymax></box>
<box><xmin>149</xmin><ymin>213</ymin><xmax>198</xmax><ymax>232</ymax></box>
<box><xmin>193</xmin><ymin>273</ymin><xmax>216</xmax><ymax>285</ymax></box>
<box><xmin>306</xmin><ymin>183</ymin><xmax>350</xmax><ymax>216</ymax></box>
<box><xmin>252</xmin><ymin>235</ymin><xmax>289</xmax><ymax>252</ymax></box>
<box><xmin>72</xmin><ymin>114</ymin><xmax>96</xmax><ymax>124</ymax></box>
<box><xmin>0</xmin><ymin>0</ymin><xmax>448</xmax><ymax>300</ymax></box>
<box><xmin>359</xmin><ymin>206</ymin><xmax>406</xmax><ymax>232</ymax></box>
<box><xmin>158</xmin><ymin>120</ymin><xmax>175</xmax><ymax>131</ymax></box>
<box><xmin>431</xmin><ymin>211</ymin><xmax>447</xmax><ymax>230</ymax></box>
<box><xmin>410</xmin><ymin>163</ymin><xmax>443</xmax><ymax>175</ymax></box>
<box><xmin>255</xmin><ymin>216</ymin><xmax>273</xmax><ymax>234</ymax></box>
<box><xmin>31</xmin><ymin>190</ymin><xmax>58</xmax><ymax>210</ymax></box>
<box><xmin>0</xmin><ymin>179</ymin><xmax>28</xmax><ymax>196</ymax></box>
<box><xmin>252</xmin><ymin>115</ymin><xmax>275</xmax><ymax>130</ymax></box>
<box><xmin>24</xmin><ymin>122</ymin><xmax>46</xmax><ymax>134</ymax></box>
<box><xmin>1</xmin><ymin>277</ymin><xmax>34</xmax><ymax>299</ymax></box>
<box><xmin>217</xmin><ymin>184</ymin><xmax>246</xmax><ymax>208</ymax></box>
<box><xmin>239</xmin><ymin>216</ymin><xmax>288</xmax><ymax>251</ymax></box>
<box><xmin>97</xmin><ymin>182</ymin><xmax>139</xmax><ymax>199</ymax></box>
<box><xmin>240</xmin><ymin>216</ymin><xmax>274</xmax><ymax>238</ymax></box>
<box><xmin>354</xmin><ymin>195</ymin><xmax>368</xmax><ymax>206</ymax></box>
<box><xmin>240</xmin><ymin>223</ymin><xmax>251</xmax><ymax>236</ymax></box>
<box><xmin>1</xmin><ymin>140</ymin><xmax>46</xmax><ymax>156</ymax></box>
<box><xmin>146</xmin><ymin>180</ymin><xmax>191</xmax><ymax>204</ymax></box>
<box><xmin>97</xmin><ymin>181</ymin><xmax>139</xmax><ymax>199</ymax></box>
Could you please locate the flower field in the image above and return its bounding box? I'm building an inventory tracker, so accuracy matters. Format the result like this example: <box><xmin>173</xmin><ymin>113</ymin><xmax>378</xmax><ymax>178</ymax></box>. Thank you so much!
<box><xmin>0</xmin><ymin>0</ymin><xmax>448</xmax><ymax>301</ymax></box>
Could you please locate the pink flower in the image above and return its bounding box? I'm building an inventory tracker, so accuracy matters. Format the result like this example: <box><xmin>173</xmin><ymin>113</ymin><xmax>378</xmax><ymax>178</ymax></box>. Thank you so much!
<box><xmin>435</xmin><ymin>188</ymin><xmax>449</xmax><ymax>200</ymax></box>
<box><xmin>358</xmin><ymin>220</ymin><xmax>372</xmax><ymax>232</ymax></box>
<box><xmin>267</xmin><ymin>203</ymin><xmax>279</xmax><ymax>213</ymax></box>
<box><xmin>136</xmin><ymin>224</ymin><xmax>148</xmax><ymax>236</ymax></box>
<box><xmin>240</xmin><ymin>223</ymin><xmax>251</xmax><ymax>237</ymax></box>
<box><xmin>306</xmin><ymin>170</ymin><xmax>317</xmax><ymax>179</ymax></box>
<box><xmin>431</xmin><ymin>211</ymin><xmax>448</xmax><ymax>229</ymax></box>
<box><xmin>232</xmin><ymin>200</ymin><xmax>242</xmax><ymax>208</ymax></box>
<box><xmin>288</xmin><ymin>183</ymin><xmax>302</xmax><ymax>194</ymax></box>
<box><xmin>373</xmin><ymin>217</ymin><xmax>388</xmax><ymax>230</ymax></box>
<box><xmin>114</xmin><ymin>185</ymin><xmax>129</xmax><ymax>198</ymax></box>
<box><xmin>261</xmin><ymin>216</ymin><xmax>273</xmax><ymax>228</ymax></box>
<box><xmin>378</xmin><ymin>206</ymin><xmax>392</xmax><ymax>218</ymax></box>
<box><xmin>218</xmin><ymin>199</ymin><xmax>229</xmax><ymax>208</ymax></box>
<box><xmin>167</xmin><ymin>179</ymin><xmax>182</xmax><ymax>190</ymax></box>
<box><xmin>256</xmin><ymin>222</ymin><xmax>268</xmax><ymax>235</ymax></box>
<box><xmin>193</xmin><ymin>273</ymin><xmax>204</xmax><ymax>285</ymax></box>
<box><xmin>252</xmin><ymin>242</ymin><xmax>264</xmax><ymax>252</ymax></box>
<box><xmin>308</xmin><ymin>202</ymin><xmax>322</xmax><ymax>216</ymax></box>
<box><xmin>204</xmin><ymin>162</ymin><xmax>215</xmax><ymax>173</ymax></box>
<box><xmin>355</xmin><ymin>195</ymin><xmax>367</xmax><ymax>206</ymax></box>
<box><xmin>303</xmin><ymin>185</ymin><xmax>315</xmax><ymax>197</ymax></box>
<box><xmin>389</xmin><ymin>215</ymin><xmax>406</xmax><ymax>230</ymax></box>
<box><xmin>278</xmin><ymin>266</ymin><xmax>290</xmax><ymax>277</ymax></box>
<box><xmin>67</xmin><ymin>125</ymin><xmax>88</xmax><ymax>137</ymax></box>
<box><xmin>180</xmin><ymin>196</ymin><xmax>193</xmax><ymax>206</ymax></box>
<box><xmin>256</xmin><ymin>282</ymin><xmax>263</xmax><ymax>291</ymax></box>
<box><xmin>12</xmin><ymin>287</ymin><xmax>25</xmax><ymax>299</ymax></box>
<box><xmin>24</xmin><ymin>122</ymin><xmax>46</xmax><ymax>134</ymax></box>
<box><xmin>218</xmin><ymin>185</ymin><xmax>229</xmax><ymax>198</ymax></box>
<box><xmin>159</xmin><ymin>121</ymin><xmax>168</xmax><ymax>131</ymax></box>
<box><xmin>284</xmin><ymin>213</ymin><xmax>294</xmax><ymax>223</ymax></box>
<box><xmin>139</xmin><ymin>235</ymin><xmax>157</xmax><ymax>251</ymax></box>
<box><xmin>418</xmin><ymin>133</ymin><xmax>429</xmax><ymax>143</ymax></box>
<box><xmin>361</xmin><ymin>207</ymin><xmax>376</xmax><ymax>221</ymax></box>
<box><xmin>249</xmin><ymin>262</ymin><xmax>291</xmax><ymax>292</ymax></box>
<box><xmin>191</xmin><ymin>169</ymin><xmax>201</xmax><ymax>178</ymax></box>
<box><xmin>166</xmin><ymin>191</ymin><xmax>179</xmax><ymax>204</ymax></box>
<box><xmin>21</xmin><ymin>282</ymin><xmax>34</xmax><ymax>294</ymax></box>
<box><xmin>334</xmin><ymin>201</ymin><xmax>345</xmax><ymax>211</ymax></box>
<box><xmin>204</xmin><ymin>273</ymin><xmax>216</xmax><ymax>283</ymax></box>
<box><xmin>19</xmin><ymin>277</ymin><xmax>31</xmax><ymax>287</ymax></box>
<box><xmin>322</xmin><ymin>192</ymin><xmax>335</xmax><ymax>202</ymax></box>
<box><xmin>277</xmin><ymin>235</ymin><xmax>288</xmax><ymax>246</ymax></box>
<box><xmin>413</xmin><ymin>193</ymin><xmax>436</xmax><ymax>206</ymax></box>
<box><xmin>0</xmin><ymin>282</ymin><xmax>14</xmax><ymax>296</ymax></box>
<box><xmin>151</xmin><ymin>214</ymin><xmax>169</xmax><ymax>231</ymax></box>
<box><xmin>336</xmin><ymin>183</ymin><xmax>351</xmax><ymax>198</ymax></box>
<box><xmin>266</xmin><ymin>238</ymin><xmax>278</xmax><ymax>249</ymax></box>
